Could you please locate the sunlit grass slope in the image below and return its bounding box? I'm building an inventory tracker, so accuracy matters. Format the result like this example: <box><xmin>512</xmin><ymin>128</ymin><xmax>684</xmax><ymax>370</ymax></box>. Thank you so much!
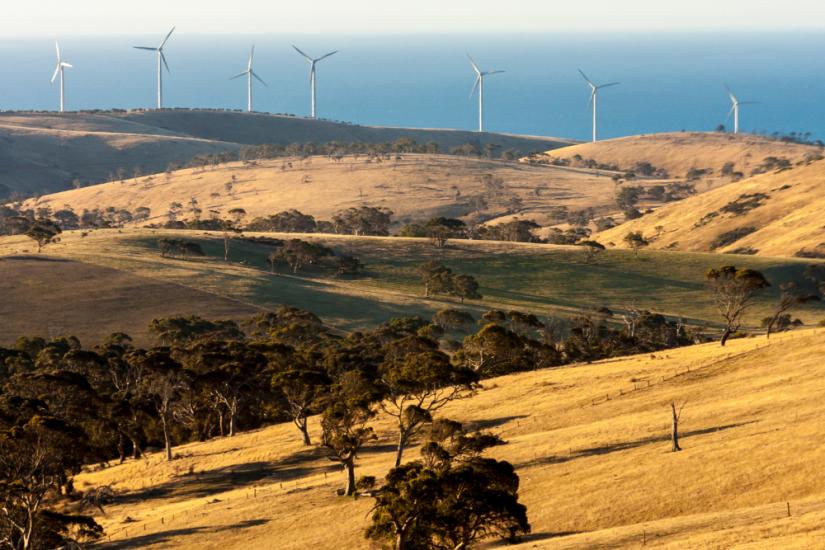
<box><xmin>74</xmin><ymin>329</ymin><xmax>825</xmax><ymax>549</ymax></box>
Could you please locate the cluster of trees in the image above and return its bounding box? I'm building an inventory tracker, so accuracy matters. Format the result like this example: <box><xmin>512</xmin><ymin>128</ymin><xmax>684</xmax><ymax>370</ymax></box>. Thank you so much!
<box><xmin>706</xmin><ymin>265</ymin><xmax>823</xmax><ymax>345</ymax></box>
<box><xmin>419</xmin><ymin>262</ymin><xmax>482</xmax><ymax>304</ymax></box>
<box><xmin>1</xmin><ymin>203</ymin><xmax>150</xmax><ymax>237</ymax></box>
<box><xmin>157</xmin><ymin>238</ymin><xmax>206</xmax><ymax>259</ymax></box>
<box><xmin>266</xmin><ymin>239</ymin><xmax>361</xmax><ymax>276</ymax></box>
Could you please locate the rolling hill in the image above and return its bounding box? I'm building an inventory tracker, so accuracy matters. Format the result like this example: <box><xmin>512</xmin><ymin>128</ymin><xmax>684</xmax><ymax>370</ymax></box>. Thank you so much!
<box><xmin>529</xmin><ymin>132</ymin><xmax>822</xmax><ymax>180</ymax></box>
<box><xmin>73</xmin><ymin>328</ymin><xmax>825</xmax><ymax>549</ymax></box>
<box><xmin>597</xmin><ymin>157</ymin><xmax>825</xmax><ymax>258</ymax></box>
<box><xmin>1</xmin><ymin>228</ymin><xmax>821</xmax><ymax>346</ymax></box>
<box><xmin>22</xmin><ymin>154</ymin><xmax>628</xmax><ymax>229</ymax></box>
<box><xmin>0</xmin><ymin>110</ymin><xmax>574</xmax><ymax>198</ymax></box>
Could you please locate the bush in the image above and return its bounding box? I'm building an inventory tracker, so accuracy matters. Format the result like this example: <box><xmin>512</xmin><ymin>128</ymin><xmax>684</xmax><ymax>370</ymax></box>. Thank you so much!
<box><xmin>709</xmin><ymin>227</ymin><xmax>757</xmax><ymax>250</ymax></box>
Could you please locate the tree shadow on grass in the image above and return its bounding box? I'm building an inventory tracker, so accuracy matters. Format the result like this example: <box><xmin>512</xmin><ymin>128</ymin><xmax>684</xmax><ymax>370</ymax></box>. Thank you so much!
<box><xmin>484</xmin><ymin>530</ymin><xmax>584</xmax><ymax>547</ymax></box>
<box><xmin>466</xmin><ymin>415</ymin><xmax>529</xmax><ymax>432</ymax></box>
<box><xmin>516</xmin><ymin>421</ymin><xmax>756</xmax><ymax>469</ymax></box>
<box><xmin>113</xmin><ymin>447</ymin><xmax>336</xmax><ymax>505</ymax></box>
<box><xmin>104</xmin><ymin>519</ymin><xmax>270</xmax><ymax>549</ymax></box>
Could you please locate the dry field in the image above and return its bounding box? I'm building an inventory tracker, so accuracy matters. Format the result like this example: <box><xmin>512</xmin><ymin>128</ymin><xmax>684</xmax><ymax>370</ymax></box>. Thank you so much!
<box><xmin>598</xmin><ymin>157</ymin><xmax>825</xmax><ymax>257</ymax></box>
<box><xmin>73</xmin><ymin>328</ymin><xmax>825</xmax><ymax>549</ymax></box>
<box><xmin>0</xmin><ymin>110</ymin><xmax>571</xmax><ymax>197</ymax></box>
<box><xmin>23</xmin><ymin>154</ymin><xmax>625</xmax><ymax>228</ymax></box>
<box><xmin>534</xmin><ymin>132</ymin><xmax>821</xmax><ymax>180</ymax></box>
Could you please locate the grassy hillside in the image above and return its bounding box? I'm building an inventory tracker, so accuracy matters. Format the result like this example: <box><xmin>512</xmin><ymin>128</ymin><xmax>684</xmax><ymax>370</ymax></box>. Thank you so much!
<box><xmin>0</xmin><ymin>256</ymin><xmax>258</xmax><ymax>346</ymax></box>
<box><xmin>23</xmin><ymin>155</ymin><xmax>625</xmax><ymax>229</ymax></box>
<box><xmin>598</xmin><ymin>158</ymin><xmax>825</xmax><ymax>258</ymax></box>
<box><xmin>73</xmin><ymin>328</ymin><xmax>825</xmax><ymax>549</ymax></box>
<box><xmin>531</xmin><ymin>132</ymin><xmax>821</xmax><ymax>180</ymax></box>
<box><xmin>0</xmin><ymin>110</ymin><xmax>573</xmax><ymax>197</ymax></box>
<box><xmin>1</xmin><ymin>229</ymin><xmax>821</xmax><ymax>345</ymax></box>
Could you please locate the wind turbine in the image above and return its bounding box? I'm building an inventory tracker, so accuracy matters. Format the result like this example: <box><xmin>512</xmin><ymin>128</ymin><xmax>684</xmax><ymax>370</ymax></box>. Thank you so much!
<box><xmin>578</xmin><ymin>69</ymin><xmax>620</xmax><ymax>142</ymax></box>
<box><xmin>231</xmin><ymin>46</ymin><xmax>267</xmax><ymax>112</ymax></box>
<box><xmin>292</xmin><ymin>45</ymin><xmax>338</xmax><ymax>119</ymax></box>
<box><xmin>133</xmin><ymin>27</ymin><xmax>175</xmax><ymax>109</ymax></box>
<box><xmin>725</xmin><ymin>85</ymin><xmax>757</xmax><ymax>134</ymax></box>
<box><xmin>51</xmin><ymin>41</ymin><xmax>73</xmax><ymax>113</ymax></box>
<box><xmin>468</xmin><ymin>55</ymin><xmax>505</xmax><ymax>133</ymax></box>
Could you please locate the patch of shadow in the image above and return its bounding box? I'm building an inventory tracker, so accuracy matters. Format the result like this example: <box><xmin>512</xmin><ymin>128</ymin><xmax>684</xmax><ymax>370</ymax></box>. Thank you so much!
<box><xmin>113</xmin><ymin>447</ymin><xmax>335</xmax><ymax>505</ymax></box>
<box><xmin>486</xmin><ymin>531</ymin><xmax>584</xmax><ymax>547</ymax></box>
<box><xmin>103</xmin><ymin>519</ymin><xmax>270</xmax><ymax>549</ymax></box>
<box><xmin>0</xmin><ymin>255</ymin><xmax>71</xmax><ymax>263</ymax></box>
<box><xmin>516</xmin><ymin>421</ymin><xmax>756</xmax><ymax>469</ymax></box>
<box><xmin>465</xmin><ymin>415</ymin><xmax>529</xmax><ymax>431</ymax></box>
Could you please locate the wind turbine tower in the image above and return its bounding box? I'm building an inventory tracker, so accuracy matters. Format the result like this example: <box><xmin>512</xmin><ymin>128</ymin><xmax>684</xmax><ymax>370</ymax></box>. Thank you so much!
<box><xmin>468</xmin><ymin>55</ymin><xmax>505</xmax><ymax>133</ymax></box>
<box><xmin>292</xmin><ymin>46</ymin><xmax>338</xmax><ymax>119</ymax></box>
<box><xmin>51</xmin><ymin>41</ymin><xmax>73</xmax><ymax>113</ymax></box>
<box><xmin>134</xmin><ymin>27</ymin><xmax>176</xmax><ymax>109</ymax></box>
<box><xmin>231</xmin><ymin>46</ymin><xmax>267</xmax><ymax>112</ymax></box>
<box><xmin>578</xmin><ymin>69</ymin><xmax>620</xmax><ymax>142</ymax></box>
<box><xmin>725</xmin><ymin>86</ymin><xmax>757</xmax><ymax>134</ymax></box>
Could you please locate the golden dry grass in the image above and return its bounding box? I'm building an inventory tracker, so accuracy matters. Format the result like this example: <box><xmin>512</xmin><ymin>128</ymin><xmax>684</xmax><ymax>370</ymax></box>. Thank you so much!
<box><xmin>536</xmin><ymin>132</ymin><xmax>821</xmax><ymax>180</ymax></box>
<box><xmin>25</xmin><ymin>155</ymin><xmax>624</xmax><ymax>228</ymax></box>
<box><xmin>74</xmin><ymin>328</ymin><xmax>825</xmax><ymax>549</ymax></box>
<box><xmin>1</xmin><ymin>110</ymin><xmax>571</xmax><ymax>197</ymax></box>
<box><xmin>598</xmin><ymin>158</ymin><xmax>825</xmax><ymax>257</ymax></box>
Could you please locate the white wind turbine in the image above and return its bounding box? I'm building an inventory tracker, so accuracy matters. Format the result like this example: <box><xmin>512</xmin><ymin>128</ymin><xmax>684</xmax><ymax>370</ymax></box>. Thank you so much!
<box><xmin>231</xmin><ymin>46</ymin><xmax>267</xmax><ymax>113</ymax></box>
<box><xmin>725</xmin><ymin>85</ymin><xmax>757</xmax><ymax>134</ymax></box>
<box><xmin>292</xmin><ymin>45</ymin><xmax>338</xmax><ymax>119</ymax></box>
<box><xmin>51</xmin><ymin>41</ymin><xmax>73</xmax><ymax>113</ymax></box>
<box><xmin>578</xmin><ymin>69</ymin><xmax>620</xmax><ymax>142</ymax></box>
<box><xmin>133</xmin><ymin>27</ymin><xmax>175</xmax><ymax>109</ymax></box>
<box><xmin>468</xmin><ymin>55</ymin><xmax>505</xmax><ymax>133</ymax></box>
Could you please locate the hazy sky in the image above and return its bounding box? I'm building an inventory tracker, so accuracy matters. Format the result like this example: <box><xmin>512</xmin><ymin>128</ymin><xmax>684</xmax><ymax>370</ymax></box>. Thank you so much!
<box><xmin>5</xmin><ymin>0</ymin><xmax>825</xmax><ymax>35</ymax></box>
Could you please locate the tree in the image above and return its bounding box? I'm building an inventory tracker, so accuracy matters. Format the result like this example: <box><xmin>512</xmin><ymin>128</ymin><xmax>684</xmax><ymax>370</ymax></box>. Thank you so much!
<box><xmin>671</xmin><ymin>401</ymin><xmax>686</xmax><ymax>452</ymax></box>
<box><xmin>764</xmin><ymin>282</ymin><xmax>820</xmax><ymax>338</ymax></box>
<box><xmin>320</xmin><ymin>370</ymin><xmax>377</xmax><ymax>496</ymax></box>
<box><xmin>25</xmin><ymin>222</ymin><xmax>61</xmax><ymax>253</ymax></box>
<box><xmin>332</xmin><ymin>206</ymin><xmax>393</xmax><ymax>236</ymax></box>
<box><xmin>623</xmin><ymin>231</ymin><xmax>649</xmax><ymax>257</ymax></box>
<box><xmin>451</xmin><ymin>274</ymin><xmax>482</xmax><ymax>304</ymax></box>
<box><xmin>137</xmin><ymin>350</ymin><xmax>189</xmax><ymax>461</ymax></box>
<box><xmin>706</xmin><ymin>266</ymin><xmax>771</xmax><ymax>346</ymax></box>
<box><xmin>379</xmin><ymin>337</ymin><xmax>478</xmax><ymax>467</ymax></box>
<box><xmin>418</xmin><ymin>261</ymin><xmax>453</xmax><ymax>298</ymax></box>
<box><xmin>367</xmin><ymin>420</ymin><xmax>529</xmax><ymax>550</ymax></box>
<box><xmin>579</xmin><ymin>240</ymin><xmax>606</xmax><ymax>264</ymax></box>
<box><xmin>424</xmin><ymin>218</ymin><xmax>466</xmax><ymax>248</ymax></box>
<box><xmin>267</xmin><ymin>239</ymin><xmax>334</xmax><ymax>274</ymax></box>
<box><xmin>271</xmin><ymin>351</ymin><xmax>331</xmax><ymax>446</ymax></box>
<box><xmin>432</xmin><ymin>309</ymin><xmax>475</xmax><ymax>334</ymax></box>
<box><xmin>220</xmin><ymin>208</ymin><xmax>246</xmax><ymax>262</ymax></box>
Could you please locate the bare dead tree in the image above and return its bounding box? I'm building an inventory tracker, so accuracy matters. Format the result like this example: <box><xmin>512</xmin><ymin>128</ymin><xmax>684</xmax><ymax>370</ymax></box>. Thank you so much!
<box><xmin>671</xmin><ymin>401</ymin><xmax>687</xmax><ymax>452</ymax></box>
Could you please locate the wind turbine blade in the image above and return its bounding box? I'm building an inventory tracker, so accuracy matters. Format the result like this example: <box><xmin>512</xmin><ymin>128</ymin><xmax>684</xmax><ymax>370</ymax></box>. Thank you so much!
<box><xmin>739</xmin><ymin>100</ymin><xmax>760</xmax><ymax>105</ymax></box>
<box><xmin>248</xmin><ymin>45</ymin><xmax>255</xmax><ymax>69</ymax></box>
<box><xmin>578</xmin><ymin>68</ymin><xmax>594</xmax><ymax>86</ymax></box>
<box><xmin>159</xmin><ymin>26</ymin><xmax>176</xmax><ymax>49</ymax></box>
<box><xmin>598</xmin><ymin>82</ymin><xmax>620</xmax><ymax>89</ymax></box>
<box><xmin>467</xmin><ymin>54</ymin><xmax>481</xmax><ymax>75</ymax></box>
<box><xmin>587</xmin><ymin>89</ymin><xmax>595</xmax><ymax>109</ymax></box>
<box><xmin>61</xmin><ymin>62</ymin><xmax>73</xmax><ymax>68</ymax></box>
<box><xmin>252</xmin><ymin>71</ymin><xmax>267</xmax><ymax>87</ymax></box>
<box><xmin>55</xmin><ymin>41</ymin><xmax>61</xmax><ymax>61</ymax></box>
<box><xmin>292</xmin><ymin>45</ymin><xmax>312</xmax><ymax>61</ymax></box>
<box><xmin>50</xmin><ymin>65</ymin><xmax>60</xmax><ymax>83</ymax></box>
<box><xmin>161</xmin><ymin>51</ymin><xmax>170</xmax><ymax>73</ymax></box>
<box><xmin>134</xmin><ymin>46</ymin><xmax>157</xmax><ymax>51</ymax></box>
<box><xmin>317</xmin><ymin>50</ymin><xmax>338</xmax><ymax>62</ymax></box>
<box><xmin>487</xmin><ymin>70</ymin><xmax>505</xmax><ymax>76</ymax></box>
<box><xmin>230</xmin><ymin>71</ymin><xmax>248</xmax><ymax>80</ymax></box>
<box><xmin>726</xmin><ymin>105</ymin><xmax>735</xmax><ymax>121</ymax></box>
<box><xmin>469</xmin><ymin>75</ymin><xmax>480</xmax><ymax>99</ymax></box>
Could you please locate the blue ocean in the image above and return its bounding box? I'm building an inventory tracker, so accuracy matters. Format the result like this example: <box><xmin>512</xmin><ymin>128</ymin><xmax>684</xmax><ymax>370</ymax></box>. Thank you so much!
<box><xmin>1</xmin><ymin>32</ymin><xmax>824</xmax><ymax>141</ymax></box>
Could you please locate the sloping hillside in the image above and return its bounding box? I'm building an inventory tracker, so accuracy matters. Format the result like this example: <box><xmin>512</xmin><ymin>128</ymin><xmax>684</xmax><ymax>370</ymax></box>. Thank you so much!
<box><xmin>0</xmin><ymin>110</ymin><xmax>573</xmax><ymax>198</ymax></box>
<box><xmin>23</xmin><ymin>155</ymin><xmax>621</xmax><ymax>228</ymax></box>
<box><xmin>73</xmin><ymin>329</ymin><xmax>825</xmax><ymax>549</ymax></box>
<box><xmin>1</xmin><ymin>229</ymin><xmax>821</xmax><ymax>343</ymax></box>
<box><xmin>531</xmin><ymin>132</ymin><xmax>822</xmax><ymax>180</ymax></box>
<box><xmin>598</xmin><ymin>158</ymin><xmax>825</xmax><ymax>258</ymax></box>
<box><xmin>0</xmin><ymin>256</ymin><xmax>259</xmax><ymax>346</ymax></box>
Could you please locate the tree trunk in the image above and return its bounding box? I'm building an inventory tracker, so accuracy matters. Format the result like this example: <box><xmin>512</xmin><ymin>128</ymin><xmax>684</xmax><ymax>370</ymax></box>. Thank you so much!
<box><xmin>117</xmin><ymin>432</ymin><xmax>127</xmax><ymax>464</ymax></box>
<box><xmin>720</xmin><ymin>326</ymin><xmax>732</xmax><ymax>347</ymax></box>
<box><xmin>344</xmin><ymin>458</ymin><xmax>356</xmax><ymax>496</ymax></box>
<box><xmin>671</xmin><ymin>403</ymin><xmax>681</xmax><ymax>452</ymax></box>
<box><xmin>394</xmin><ymin>430</ymin><xmax>408</xmax><ymax>468</ymax></box>
<box><xmin>297</xmin><ymin>417</ymin><xmax>312</xmax><ymax>446</ymax></box>
<box><xmin>229</xmin><ymin>408</ymin><xmax>237</xmax><ymax>438</ymax></box>
<box><xmin>224</xmin><ymin>235</ymin><xmax>230</xmax><ymax>262</ymax></box>
<box><xmin>766</xmin><ymin>315</ymin><xmax>778</xmax><ymax>339</ymax></box>
<box><xmin>130</xmin><ymin>435</ymin><xmax>143</xmax><ymax>459</ymax></box>
<box><xmin>162</xmin><ymin>415</ymin><xmax>173</xmax><ymax>461</ymax></box>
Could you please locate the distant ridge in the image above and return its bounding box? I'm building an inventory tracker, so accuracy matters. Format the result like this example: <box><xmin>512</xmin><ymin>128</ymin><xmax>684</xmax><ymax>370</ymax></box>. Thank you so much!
<box><xmin>0</xmin><ymin>110</ymin><xmax>575</xmax><ymax>197</ymax></box>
